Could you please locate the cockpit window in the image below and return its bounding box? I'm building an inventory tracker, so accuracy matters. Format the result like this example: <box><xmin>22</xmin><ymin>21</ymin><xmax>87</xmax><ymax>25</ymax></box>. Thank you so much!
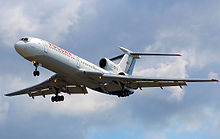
<box><xmin>20</xmin><ymin>37</ymin><xmax>29</xmax><ymax>42</ymax></box>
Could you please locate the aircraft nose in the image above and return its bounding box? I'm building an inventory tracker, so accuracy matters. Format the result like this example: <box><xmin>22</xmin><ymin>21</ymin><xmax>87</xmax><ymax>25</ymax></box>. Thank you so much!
<box><xmin>14</xmin><ymin>41</ymin><xmax>24</xmax><ymax>51</ymax></box>
<box><xmin>14</xmin><ymin>41</ymin><xmax>26</xmax><ymax>56</ymax></box>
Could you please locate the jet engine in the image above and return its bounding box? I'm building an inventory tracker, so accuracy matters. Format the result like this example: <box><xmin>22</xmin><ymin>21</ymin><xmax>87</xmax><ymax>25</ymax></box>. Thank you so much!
<box><xmin>99</xmin><ymin>58</ymin><xmax>119</xmax><ymax>73</ymax></box>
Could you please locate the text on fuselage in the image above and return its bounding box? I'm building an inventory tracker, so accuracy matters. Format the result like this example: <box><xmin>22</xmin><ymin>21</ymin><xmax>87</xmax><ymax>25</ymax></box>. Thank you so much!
<box><xmin>48</xmin><ymin>42</ymin><xmax>72</xmax><ymax>56</ymax></box>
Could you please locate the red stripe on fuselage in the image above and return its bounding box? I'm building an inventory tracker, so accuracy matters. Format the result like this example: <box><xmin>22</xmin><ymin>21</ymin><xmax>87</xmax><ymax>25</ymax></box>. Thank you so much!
<box><xmin>48</xmin><ymin>42</ymin><xmax>72</xmax><ymax>56</ymax></box>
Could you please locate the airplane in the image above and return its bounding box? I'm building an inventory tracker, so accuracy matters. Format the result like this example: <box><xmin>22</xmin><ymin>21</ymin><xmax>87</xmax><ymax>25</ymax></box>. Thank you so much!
<box><xmin>5</xmin><ymin>36</ymin><xmax>218</xmax><ymax>102</ymax></box>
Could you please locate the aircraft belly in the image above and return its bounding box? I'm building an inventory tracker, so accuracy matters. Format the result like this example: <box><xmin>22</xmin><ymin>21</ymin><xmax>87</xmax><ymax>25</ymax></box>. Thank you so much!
<box><xmin>27</xmin><ymin>53</ymin><xmax>78</xmax><ymax>76</ymax></box>
<box><xmin>82</xmin><ymin>78</ymin><xmax>122</xmax><ymax>94</ymax></box>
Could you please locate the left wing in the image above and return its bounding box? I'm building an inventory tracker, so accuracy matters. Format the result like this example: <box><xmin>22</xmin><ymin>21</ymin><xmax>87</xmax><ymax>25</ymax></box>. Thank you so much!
<box><xmin>5</xmin><ymin>74</ymin><xmax>88</xmax><ymax>98</ymax></box>
<box><xmin>5</xmin><ymin>79</ymin><xmax>52</xmax><ymax>97</ymax></box>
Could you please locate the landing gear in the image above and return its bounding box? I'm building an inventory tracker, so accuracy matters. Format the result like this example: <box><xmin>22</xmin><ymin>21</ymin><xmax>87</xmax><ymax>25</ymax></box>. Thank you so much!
<box><xmin>33</xmin><ymin>62</ymin><xmax>40</xmax><ymax>76</ymax></box>
<box><xmin>33</xmin><ymin>70</ymin><xmax>40</xmax><ymax>76</ymax></box>
<box><xmin>51</xmin><ymin>87</ymin><xmax>64</xmax><ymax>102</ymax></box>
<box><xmin>51</xmin><ymin>95</ymin><xmax>64</xmax><ymax>102</ymax></box>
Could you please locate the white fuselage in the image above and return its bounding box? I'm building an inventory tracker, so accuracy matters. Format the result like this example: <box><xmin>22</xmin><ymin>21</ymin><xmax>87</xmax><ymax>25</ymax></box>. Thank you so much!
<box><xmin>15</xmin><ymin>37</ymin><xmax>115</xmax><ymax>90</ymax></box>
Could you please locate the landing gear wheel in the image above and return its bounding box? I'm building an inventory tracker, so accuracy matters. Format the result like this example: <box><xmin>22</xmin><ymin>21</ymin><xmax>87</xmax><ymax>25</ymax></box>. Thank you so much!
<box><xmin>33</xmin><ymin>62</ymin><xmax>40</xmax><ymax>76</ymax></box>
<box><xmin>36</xmin><ymin>71</ymin><xmax>40</xmax><ymax>76</ymax></box>
<box><xmin>33</xmin><ymin>71</ymin><xmax>40</xmax><ymax>76</ymax></box>
<box><xmin>51</xmin><ymin>96</ymin><xmax>55</xmax><ymax>102</ymax></box>
<box><xmin>51</xmin><ymin>95</ymin><xmax>64</xmax><ymax>102</ymax></box>
<box><xmin>61</xmin><ymin>95</ymin><xmax>64</xmax><ymax>101</ymax></box>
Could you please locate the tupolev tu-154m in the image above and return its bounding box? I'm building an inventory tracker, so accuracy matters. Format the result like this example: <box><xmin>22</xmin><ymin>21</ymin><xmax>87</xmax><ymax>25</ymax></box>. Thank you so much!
<box><xmin>5</xmin><ymin>37</ymin><xmax>218</xmax><ymax>102</ymax></box>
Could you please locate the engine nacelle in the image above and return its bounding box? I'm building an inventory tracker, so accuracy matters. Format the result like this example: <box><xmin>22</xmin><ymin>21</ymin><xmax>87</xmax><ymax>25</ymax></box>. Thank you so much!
<box><xmin>99</xmin><ymin>58</ymin><xmax>119</xmax><ymax>73</ymax></box>
<box><xmin>117</xmin><ymin>88</ymin><xmax>134</xmax><ymax>97</ymax></box>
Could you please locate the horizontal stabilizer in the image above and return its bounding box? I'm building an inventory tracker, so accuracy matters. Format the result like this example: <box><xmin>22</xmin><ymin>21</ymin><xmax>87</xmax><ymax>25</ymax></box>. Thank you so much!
<box><xmin>110</xmin><ymin>53</ymin><xmax>182</xmax><ymax>61</ymax></box>
<box><xmin>130</xmin><ymin>53</ymin><xmax>182</xmax><ymax>57</ymax></box>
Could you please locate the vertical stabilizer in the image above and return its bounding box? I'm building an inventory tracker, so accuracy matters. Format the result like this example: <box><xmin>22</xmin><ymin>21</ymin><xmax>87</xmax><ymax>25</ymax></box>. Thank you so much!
<box><xmin>118</xmin><ymin>47</ymin><xmax>137</xmax><ymax>75</ymax></box>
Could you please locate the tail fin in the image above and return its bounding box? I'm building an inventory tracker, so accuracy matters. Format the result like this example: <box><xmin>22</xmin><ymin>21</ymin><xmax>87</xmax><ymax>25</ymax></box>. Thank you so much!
<box><xmin>116</xmin><ymin>47</ymin><xmax>182</xmax><ymax>75</ymax></box>
<box><xmin>118</xmin><ymin>47</ymin><xmax>137</xmax><ymax>75</ymax></box>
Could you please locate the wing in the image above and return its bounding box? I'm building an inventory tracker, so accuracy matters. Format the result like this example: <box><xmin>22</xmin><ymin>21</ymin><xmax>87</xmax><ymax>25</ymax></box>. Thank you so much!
<box><xmin>5</xmin><ymin>74</ymin><xmax>88</xmax><ymax>98</ymax></box>
<box><xmin>81</xmin><ymin>70</ymin><xmax>218</xmax><ymax>89</ymax></box>
<box><xmin>5</xmin><ymin>79</ymin><xmax>52</xmax><ymax>97</ymax></box>
<box><xmin>102</xmin><ymin>74</ymin><xmax>218</xmax><ymax>89</ymax></box>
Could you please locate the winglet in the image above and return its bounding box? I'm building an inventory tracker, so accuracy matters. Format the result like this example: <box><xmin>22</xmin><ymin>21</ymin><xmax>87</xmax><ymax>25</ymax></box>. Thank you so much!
<box><xmin>212</xmin><ymin>78</ymin><xmax>219</xmax><ymax>82</ymax></box>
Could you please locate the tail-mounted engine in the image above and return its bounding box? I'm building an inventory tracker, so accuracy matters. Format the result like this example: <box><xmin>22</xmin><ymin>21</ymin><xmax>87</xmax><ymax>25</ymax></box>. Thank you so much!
<box><xmin>99</xmin><ymin>58</ymin><xmax>120</xmax><ymax>73</ymax></box>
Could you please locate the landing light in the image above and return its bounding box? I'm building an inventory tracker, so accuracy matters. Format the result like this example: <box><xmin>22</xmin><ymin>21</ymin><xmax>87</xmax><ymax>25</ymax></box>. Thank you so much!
<box><xmin>32</xmin><ymin>61</ymin><xmax>37</xmax><ymax>64</ymax></box>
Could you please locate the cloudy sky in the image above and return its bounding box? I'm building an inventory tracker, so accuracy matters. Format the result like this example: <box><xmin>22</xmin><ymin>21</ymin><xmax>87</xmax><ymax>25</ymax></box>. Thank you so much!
<box><xmin>0</xmin><ymin>0</ymin><xmax>220</xmax><ymax>138</ymax></box>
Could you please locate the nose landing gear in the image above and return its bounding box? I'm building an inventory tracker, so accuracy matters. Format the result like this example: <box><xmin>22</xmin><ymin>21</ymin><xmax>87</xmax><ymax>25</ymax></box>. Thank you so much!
<box><xmin>33</xmin><ymin>70</ymin><xmax>40</xmax><ymax>76</ymax></box>
<box><xmin>33</xmin><ymin>61</ymin><xmax>40</xmax><ymax>76</ymax></box>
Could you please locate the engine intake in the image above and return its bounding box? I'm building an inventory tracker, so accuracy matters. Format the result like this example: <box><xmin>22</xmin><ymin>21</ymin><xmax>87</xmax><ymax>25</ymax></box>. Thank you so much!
<box><xmin>99</xmin><ymin>58</ymin><xmax>119</xmax><ymax>72</ymax></box>
<box><xmin>99</xmin><ymin>58</ymin><xmax>107</xmax><ymax>68</ymax></box>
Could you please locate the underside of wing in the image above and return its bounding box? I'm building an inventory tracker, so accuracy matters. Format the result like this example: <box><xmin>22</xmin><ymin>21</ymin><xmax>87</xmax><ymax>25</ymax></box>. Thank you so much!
<box><xmin>5</xmin><ymin>74</ymin><xmax>88</xmax><ymax>98</ymax></box>
<box><xmin>84</xmin><ymin>72</ymin><xmax>218</xmax><ymax>89</ymax></box>
<box><xmin>104</xmin><ymin>75</ymin><xmax>218</xmax><ymax>89</ymax></box>
<box><xmin>5</xmin><ymin>79</ymin><xmax>52</xmax><ymax>97</ymax></box>
<box><xmin>102</xmin><ymin>74</ymin><xmax>219</xmax><ymax>82</ymax></box>
<box><xmin>126</xmin><ymin>81</ymin><xmax>187</xmax><ymax>89</ymax></box>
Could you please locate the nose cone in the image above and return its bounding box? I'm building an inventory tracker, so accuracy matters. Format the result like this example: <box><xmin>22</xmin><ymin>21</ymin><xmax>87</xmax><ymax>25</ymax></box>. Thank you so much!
<box><xmin>14</xmin><ymin>41</ymin><xmax>26</xmax><ymax>56</ymax></box>
<box><xmin>15</xmin><ymin>41</ymin><xmax>23</xmax><ymax>51</ymax></box>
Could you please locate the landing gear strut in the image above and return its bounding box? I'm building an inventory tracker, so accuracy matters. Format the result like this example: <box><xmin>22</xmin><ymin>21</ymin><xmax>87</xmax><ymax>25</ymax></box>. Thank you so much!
<box><xmin>33</xmin><ymin>62</ymin><xmax>40</xmax><ymax>76</ymax></box>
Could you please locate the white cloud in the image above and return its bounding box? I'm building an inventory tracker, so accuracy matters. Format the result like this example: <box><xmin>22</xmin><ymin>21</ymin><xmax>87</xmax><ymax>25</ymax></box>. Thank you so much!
<box><xmin>0</xmin><ymin>75</ymin><xmax>16</xmax><ymax>124</ymax></box>
<box><xmin>208</xmin><ymin>72</ymin><xmax>219</xmax><ymax>80</ymax></box>
<box><xmin>23</xmin><ymin>89</ymin><xmax>118</xmax><ymax>117</ymax></box>
<box><xmin>0</xmin><ymin>5</ymin><xmax>37</xmax><ymax>46</ymax></box>
<box><xmin>134</xmin><ymin>52</ymin><xmax>188</xmax><ymax>100</ymax></box>
<box><xmin>173</xmin><ymin>108</ymin><xmax>215</xmax><ymax>133</ymax></box>
<box><xmin>0</xmin><ymin>0</ymin><xmax>96</xmax><ymax>46</ymax></box>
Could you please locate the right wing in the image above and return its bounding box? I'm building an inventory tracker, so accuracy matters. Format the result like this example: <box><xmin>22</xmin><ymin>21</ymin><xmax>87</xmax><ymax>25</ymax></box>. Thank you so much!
<box><xmin>80</xmin><ymin>70</ymin><xmax>218</xmax><ymax>89</ymax></box>
<box><xmin>5</xmin><ymin>74</ymin><xmax>88</xmax><ymax>98</ymax></box>
<box><xmin>101</xmin><ymin>74</ymin><xmax>218</xmax><ymax>89</ymax></box>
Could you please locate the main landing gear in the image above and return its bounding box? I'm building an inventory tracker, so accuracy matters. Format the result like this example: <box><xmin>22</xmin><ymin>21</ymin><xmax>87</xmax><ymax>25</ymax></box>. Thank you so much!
<box><xmin>51</xmin><ymin>88</ymin><xmax>64</xmax><ymax>102</ymax></box>
<box><xmin>33</xmin><ymin>62</ymin><xmax>40</xmax><ymax>76</ymax></box>
<box><xmin>51</xmin><ymin>95</ymin><xmax>64</xmax><ymax>102</ymax></box>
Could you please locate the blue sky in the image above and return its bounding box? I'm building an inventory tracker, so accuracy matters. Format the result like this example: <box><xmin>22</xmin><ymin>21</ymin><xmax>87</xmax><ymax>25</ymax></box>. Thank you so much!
<box><xmin>0</xmin><ymin>0</ymin><xmax>220</xmax><ymax>139</ymax></box>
